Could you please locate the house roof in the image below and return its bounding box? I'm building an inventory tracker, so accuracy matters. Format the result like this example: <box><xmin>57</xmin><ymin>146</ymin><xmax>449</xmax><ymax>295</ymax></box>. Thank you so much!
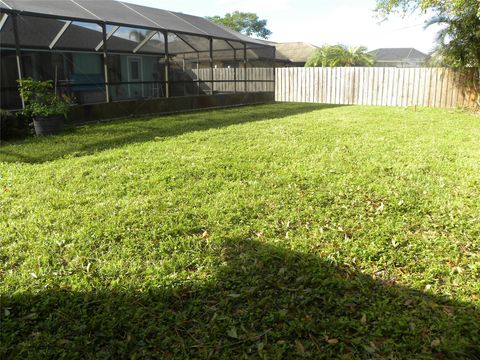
<box><xmin>274</xmin><ymin>42</ymin><xmax>318</xmax><ymax>63</ymax></box>
<box><xmin>0</xmin><ymin>0</ymin><xmax>269</xmax><ymax>49</ymax></box>
<box><xmin>369</xmin><ymin>48</ymin><xmax>428</xmax><ymax>62</ymax></box>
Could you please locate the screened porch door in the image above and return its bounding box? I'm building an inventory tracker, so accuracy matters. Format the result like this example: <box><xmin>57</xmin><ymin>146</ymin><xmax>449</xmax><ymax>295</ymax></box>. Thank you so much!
<box><xmin>127</xmin><ymin>56</ymin><xmax>143</xmax><ymax>98</ymax></box>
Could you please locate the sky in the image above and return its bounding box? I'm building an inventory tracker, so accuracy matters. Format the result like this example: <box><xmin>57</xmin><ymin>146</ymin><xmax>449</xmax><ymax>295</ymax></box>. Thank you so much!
<box><xmin>123</xmin><ymin>0</ymin><xmax>443</xmax><ymax>54</ymax></box>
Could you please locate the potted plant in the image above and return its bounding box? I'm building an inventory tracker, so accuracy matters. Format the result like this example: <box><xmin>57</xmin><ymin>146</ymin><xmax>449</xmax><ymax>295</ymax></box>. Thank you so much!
<box><xmin>17</xmin><ymin>78</ymin><xmax>71</xmax><ymax>136</ymax></box>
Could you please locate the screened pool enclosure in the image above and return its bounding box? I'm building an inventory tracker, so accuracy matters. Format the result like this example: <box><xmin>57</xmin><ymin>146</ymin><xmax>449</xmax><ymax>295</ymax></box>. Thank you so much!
<box><xmin>0</xmin><ymin>0</ymin><xmax>276</xmax><ymax>110</ymax></box>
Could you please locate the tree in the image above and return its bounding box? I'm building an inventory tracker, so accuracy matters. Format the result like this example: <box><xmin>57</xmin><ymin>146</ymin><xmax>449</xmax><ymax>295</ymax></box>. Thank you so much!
<box><xmin>305</xmin><ymin>45</ymin><xmax>374</xmax><ymax>68</ymax></box>
<box><xmin>425</xmin><ymin>11</ymin><xmax>480</xmax><ymax>68</ymax></box>
<box><xmin>305</xmin><ymin>46</ymin><xmax>343</xmax><ymax>68</ymax></box>
<box><xmin>207</xmin><ymin>12</ymin><xmax>272</xmax><ymax>39</ymax></box>
<box><xmin>342</xmin><ymin>46</ymin><xmax>376</xmax><ymax>67</ymax></box>
<box><xmin>376</xmin><ymin>0</ymin><xmax>479</xmax><ymax>17</ymax></box>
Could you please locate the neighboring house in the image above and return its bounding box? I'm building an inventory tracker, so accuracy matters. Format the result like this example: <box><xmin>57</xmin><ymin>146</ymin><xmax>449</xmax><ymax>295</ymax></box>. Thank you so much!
<box><xmin>274</xmin><ymin>42</ymin><xmax>318</xmax><ymax>67</ymax></box>
<box><xmin>369</xmin><ymin>48</ymin><xmax>428</xmax><ymax>68</ymax></box>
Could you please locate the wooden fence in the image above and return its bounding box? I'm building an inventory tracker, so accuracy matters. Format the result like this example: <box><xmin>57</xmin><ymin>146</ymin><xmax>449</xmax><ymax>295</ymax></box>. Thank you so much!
<box><xmin>188</xmin><ymin>67</ymin><xmax>478</xmax><ymax>108</ymax></box>
<box><xmin>191</xmin><ymin>68</ymin><xmax>274</xmax><ymax>93</ymax></box>
<box><xmin>275</xmin><ymin>67</ymin><xmax>478</xmax><ymax>108</ymax></box>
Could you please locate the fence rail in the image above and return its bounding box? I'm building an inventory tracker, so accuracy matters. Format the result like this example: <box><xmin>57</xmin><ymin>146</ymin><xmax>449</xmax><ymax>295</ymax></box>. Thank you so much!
<box><xmin>275</xmin><ymin>67</ymin><xmax>478</xmax><ymax>108</ymax></box>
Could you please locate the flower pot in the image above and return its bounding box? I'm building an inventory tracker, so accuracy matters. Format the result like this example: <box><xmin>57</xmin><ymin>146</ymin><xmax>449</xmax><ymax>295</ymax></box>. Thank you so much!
<box><xmin>33</xmin><ymin>115</ymin><xmax>64</xmax><ymax>136</ymax></box>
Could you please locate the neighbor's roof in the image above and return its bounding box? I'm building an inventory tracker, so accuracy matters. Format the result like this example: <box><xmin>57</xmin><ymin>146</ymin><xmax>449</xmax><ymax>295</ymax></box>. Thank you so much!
<box><xmin>0</xmin><ymin>0</ymin><xmax>268</xmax><ymax>48</ymax></box>
<box><xmin>274</xmin><ymin>42</ymin><xmax>318</xmax><ymax>63</ymax></box>
<box><xmin>369</xmin><ymin>48</ymin><xmax>428</xmax><ymax>62</ymax></box>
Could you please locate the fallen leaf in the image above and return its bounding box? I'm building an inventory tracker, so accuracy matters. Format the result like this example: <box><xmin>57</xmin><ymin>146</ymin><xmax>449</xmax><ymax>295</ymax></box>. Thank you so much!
<box><xmin>227</xmin><ymin>327</ymin><xmax>238</xmax><ymax>339</ymax></box>
<box><xmin>23</xmin><ymin>313</ymin><xmax>38</xmax><ymax>320</ymax></box>
<box><xmin>431</xmin><ymin>339</ymin><xmax>441</xmax><ymax>347</ymax></box>
<box><xmin>327</xmin><ymin>338</ymin><xmax>339</xmax><ymax>345</ymax></box>
<box><xmin>257</xmin><ymin>342</ymin><xmax>264</xmax><ymax>352</ymax></box>
<box><xmin>295</xmin><ymin>340</ymin><xmax>305</xmax><ymax>355</ymax></box>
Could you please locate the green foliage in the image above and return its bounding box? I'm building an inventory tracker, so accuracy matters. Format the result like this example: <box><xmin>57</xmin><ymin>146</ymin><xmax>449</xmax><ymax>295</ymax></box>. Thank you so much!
<box><xmin>376</xmin><ymin>0</ymin><xmax>479</xmax><ymax>16</ymax></box>
<box><xmin>427</xmin><ymin>11</ymin><xmax>480</xmax><ymax>69</ymax></box>
<box><xmin>305</xmin><ymin>45</ymin><xmax>345</xmax><ymax>68</ymax></box>
<box><xmin>207</xmin><ymin>11</ymin><xmax>272</xmax><ymax>39</ymax></box>
<box><xmin>17</xmin><ymin>78</ymin><xmax>71</xmax><ymax>119</ymax></box>
<box><xmin>305</xmin><ymin>45</ymin><xmax>374</xmax><ymax>67</ymax></box>
<box><xmin>1</xmin><ymin>104</ymin><xmax>480</xmax><ymax>358</ymax></box>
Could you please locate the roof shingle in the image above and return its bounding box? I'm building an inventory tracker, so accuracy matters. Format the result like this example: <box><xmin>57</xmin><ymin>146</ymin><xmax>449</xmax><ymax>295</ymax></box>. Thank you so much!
<box><xmin>369</xmin><ymin>48</ymin><xmax>428</xmax><ymax>62</ymax></box>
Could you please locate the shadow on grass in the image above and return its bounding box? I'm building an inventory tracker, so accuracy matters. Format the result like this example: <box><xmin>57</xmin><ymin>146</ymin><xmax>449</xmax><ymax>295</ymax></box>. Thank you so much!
<box><xmin>0</xmin><ymin>103</ymin><xmax>335</xmax><ymax>164</ymax></box>
<box><xmin>2</xmin><ymin>239</ymin><xmax>479</xmax><ymax>358</ymax></box>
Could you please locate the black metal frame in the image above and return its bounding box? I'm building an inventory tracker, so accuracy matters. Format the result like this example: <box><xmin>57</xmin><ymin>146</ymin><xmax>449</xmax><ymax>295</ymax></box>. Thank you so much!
<box><xmin>0</xmin><ymin>7</ymin><xmax>276</xmax><ymax>108</ymax></box>
<box><xmin>11</xmin><ymin>13</ymin><xmax>24</xmax><ymax>107</ymax></box>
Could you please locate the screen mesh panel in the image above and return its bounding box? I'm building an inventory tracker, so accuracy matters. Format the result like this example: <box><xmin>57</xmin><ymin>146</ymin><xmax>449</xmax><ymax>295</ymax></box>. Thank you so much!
<box><xmin>0</xmin><ymin>0</ymin><xmax>274</xmax><ymax>49</ymax></box>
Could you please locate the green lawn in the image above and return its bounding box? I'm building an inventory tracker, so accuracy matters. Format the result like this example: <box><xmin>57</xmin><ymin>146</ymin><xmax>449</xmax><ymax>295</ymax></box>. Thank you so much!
<box><xmin>1</xmin><ymin>103</ymin><xmax>479</xmax><ymax>359</ymax></box>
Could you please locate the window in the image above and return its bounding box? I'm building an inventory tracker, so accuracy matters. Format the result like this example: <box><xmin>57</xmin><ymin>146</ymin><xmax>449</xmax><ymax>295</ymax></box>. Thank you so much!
<box><xmin>130</xmin><ymin>60</ymin><xmax>140</xmax><ymax>80</ymax></box>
